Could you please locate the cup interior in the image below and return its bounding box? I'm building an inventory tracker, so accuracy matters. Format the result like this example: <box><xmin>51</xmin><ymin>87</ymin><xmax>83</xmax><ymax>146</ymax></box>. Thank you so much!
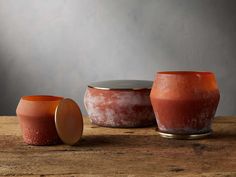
<box><xmin>21</xmin><ymin>95</ymin><xmax>63</xmax><ymax>102</ymax></box>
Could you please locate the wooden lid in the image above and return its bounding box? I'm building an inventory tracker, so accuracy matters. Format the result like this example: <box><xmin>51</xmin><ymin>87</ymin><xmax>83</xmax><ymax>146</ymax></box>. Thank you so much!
<box><xmin>88</xmin><ymin>80</ymin><xmax>153</xmax><ymax>90</ymax></box>
<box><xmin>55</xmin><ymin>98</ymin><xmax>83</xmax><ymax>145</ymax></box>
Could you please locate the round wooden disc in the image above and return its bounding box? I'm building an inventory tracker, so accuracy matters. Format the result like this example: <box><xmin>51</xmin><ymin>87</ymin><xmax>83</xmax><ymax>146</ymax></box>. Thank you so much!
<box><xmin>55</xmin><ymin>98</ymin><xmax>83</xmax><ymax>145</ymax></box>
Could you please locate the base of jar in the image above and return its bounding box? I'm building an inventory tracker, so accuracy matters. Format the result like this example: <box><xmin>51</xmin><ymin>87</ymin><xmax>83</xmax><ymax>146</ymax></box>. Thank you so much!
<box><xmin>90</xmin><ymin>118</ymin><xmax>156</xmax><ymax>128</ymax></box>
<box><xmin>91</xmin><ymin>122</ymin><xmax>156</xmax><ymax>128</ymax></box>
<box><xmin>23</xmin><ymin>137</ymin><xmax>62</xmax><ymax>146</ymax></box>
<box><xmin>157</xmin><ymin>130</ymin><xmax>212</xmax><ymax>140</ymax></box>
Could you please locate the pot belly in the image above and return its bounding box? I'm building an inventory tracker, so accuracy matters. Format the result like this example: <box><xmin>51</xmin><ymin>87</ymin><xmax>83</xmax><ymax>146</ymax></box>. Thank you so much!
<box><xmin>84</xmin><ymin>88</ymin><xmax>156</xmax><ymax>127</ymax></box>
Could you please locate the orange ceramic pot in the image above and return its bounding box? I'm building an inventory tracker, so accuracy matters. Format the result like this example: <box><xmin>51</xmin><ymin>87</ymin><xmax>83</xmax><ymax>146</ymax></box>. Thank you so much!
<box><xmin>84</xmin><ymin>80</ymin><xmax>155</xmax><ymax>127</ymax></box>
<box><xmin>150</xmin><ymin>71</ymin><xmax>220</xmax><ymax>139</ymax></box>
<box><xmin>16</xmin><ymin>95</ymin><xmax>63</xmax><ymax>145</ymax></box>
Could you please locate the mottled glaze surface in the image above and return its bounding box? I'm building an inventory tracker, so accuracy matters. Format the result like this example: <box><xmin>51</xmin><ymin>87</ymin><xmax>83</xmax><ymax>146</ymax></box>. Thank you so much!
<box><xmin>84</xmin><ymin>88</ymin><xmax>155</xmax><ymax>127</ymax></box>
<box><xmin>150</xmin><ymin>71</ymin><xmax>220</xmax><ymax>135</ymax></box>
<box><xmin>16</xmin><ymin>95</ymin><xmax>63</xmax><ymax>145</ymax></box>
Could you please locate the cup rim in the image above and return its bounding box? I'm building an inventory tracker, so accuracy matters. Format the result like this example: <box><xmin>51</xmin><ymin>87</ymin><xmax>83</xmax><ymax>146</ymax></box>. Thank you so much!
<box><xmin>21</xmin><ymin>95</ymin><xmax>63</xmax><ymax>102</ymax></box>
<box><xmin>157</xmin><ymin>71</ymin><xmax>214</xmax><ymax>75</ymax></box>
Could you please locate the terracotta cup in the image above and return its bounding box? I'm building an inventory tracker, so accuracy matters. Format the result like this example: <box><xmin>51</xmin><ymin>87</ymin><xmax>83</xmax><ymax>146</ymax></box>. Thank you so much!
<box><xmin>16</xmin><ymin>95</ymin><xmax>63</xmax><ymax>145</ymax></box>
<box><xmin>150</xmin><ymin>71</ymin><xmax>220</xmax><ymax>139</ymax></box>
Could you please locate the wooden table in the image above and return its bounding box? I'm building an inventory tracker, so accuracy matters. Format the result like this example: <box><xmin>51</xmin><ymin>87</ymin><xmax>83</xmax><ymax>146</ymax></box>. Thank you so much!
<box><xmin>0</xmin><ymin>116</ymin><xmax>235</xmax><ymax>177</ymax></box>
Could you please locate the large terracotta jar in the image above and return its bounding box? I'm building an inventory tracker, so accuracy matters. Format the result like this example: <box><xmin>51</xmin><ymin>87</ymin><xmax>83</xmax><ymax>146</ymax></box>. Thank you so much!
<box><xmin>150</xmin><ymin>71</ymin><xmax>220</xmax><ymax>139</ymax></box>
<box><xmin>16</xmin><ymin>95</ymin><xmax>63</xmax><ymax>145</ymax></box>
<box><xmin>84</xmin><ymin>80</ymin><xmax>156</xmax><ymax>128</ymax></box>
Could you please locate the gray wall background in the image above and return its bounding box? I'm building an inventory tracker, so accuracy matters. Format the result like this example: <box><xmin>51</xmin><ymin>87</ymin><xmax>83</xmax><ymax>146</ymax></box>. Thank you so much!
<box><xmin>0</xmin><ymin>0</ymin><xmax>235</xmax><ymax>115</ymax></box>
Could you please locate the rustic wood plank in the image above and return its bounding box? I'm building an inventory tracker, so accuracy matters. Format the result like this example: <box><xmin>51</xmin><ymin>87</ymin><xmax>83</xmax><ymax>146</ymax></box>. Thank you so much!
<box><xmin>0</xmin><ymin>116</ymin><xmax>235</xmax><ymax>177</ymax></box>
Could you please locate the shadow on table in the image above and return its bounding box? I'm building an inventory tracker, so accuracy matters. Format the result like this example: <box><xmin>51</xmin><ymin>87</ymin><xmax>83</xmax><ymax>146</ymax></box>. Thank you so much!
<box><xmin>77</xmin><ymin>131</ymin><xmax>236</xmax><ymax>149</ymax></box>
<box><xmin>209</xmin><ymin>131</ymin><xmax>236</xmax><ymax>140</ymax></box>
<box><xmin>78</xmin><ymin>134</ymin><xmax>159</xmax><ymax>148</ymax></box>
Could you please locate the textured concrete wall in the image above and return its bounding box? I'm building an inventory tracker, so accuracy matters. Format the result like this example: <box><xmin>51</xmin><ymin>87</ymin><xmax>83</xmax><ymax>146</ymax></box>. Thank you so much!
<box><xmin>0</xmin><ymin>0</ymin><xmax>235</xmax><ymax>115</ymax></box>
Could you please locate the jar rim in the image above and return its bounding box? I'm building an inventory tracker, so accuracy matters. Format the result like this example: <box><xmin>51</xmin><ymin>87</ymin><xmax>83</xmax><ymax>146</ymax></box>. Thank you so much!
<box><xmin>21</xmin><ymin>95</ymin><xmax>63</xmax><ymax>101</ymax></box>
<box><xmin>157</xmin><ymin>71</ymin><xmax>214</xmax><ymax>75</ymax></box>
<box><xmin>88</xmin><ymin>80</ymin><xmax>153</xmax><ymax>90</ymax></box>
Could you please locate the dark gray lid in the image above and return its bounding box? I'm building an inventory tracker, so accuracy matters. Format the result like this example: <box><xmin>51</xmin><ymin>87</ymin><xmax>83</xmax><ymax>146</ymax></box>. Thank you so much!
<box><xmin>88</xmin><ymin>80</ymin><xmax>153</xmax><ymax>90</ymax></box>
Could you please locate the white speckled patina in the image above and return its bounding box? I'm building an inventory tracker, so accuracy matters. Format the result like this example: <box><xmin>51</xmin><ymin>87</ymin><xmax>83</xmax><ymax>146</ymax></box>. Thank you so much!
<box><xmin>84</xmin><ymin>88</ymin><xmax>156</xmax><ymax>127</ymax></box>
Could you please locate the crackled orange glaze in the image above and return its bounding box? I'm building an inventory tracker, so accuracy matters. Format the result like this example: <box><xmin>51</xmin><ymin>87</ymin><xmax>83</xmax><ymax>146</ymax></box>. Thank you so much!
<box><xmin>150</xmin><ymin>71</ymin><xmax>220</xmax><ymax>134</ymax></box>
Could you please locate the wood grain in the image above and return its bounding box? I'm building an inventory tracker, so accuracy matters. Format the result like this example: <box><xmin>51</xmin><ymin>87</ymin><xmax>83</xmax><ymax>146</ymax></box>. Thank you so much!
<box><xmin>0</xmin><ymin>116</ymin><xmax>235</xmax><ymax>177</ymax></box>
